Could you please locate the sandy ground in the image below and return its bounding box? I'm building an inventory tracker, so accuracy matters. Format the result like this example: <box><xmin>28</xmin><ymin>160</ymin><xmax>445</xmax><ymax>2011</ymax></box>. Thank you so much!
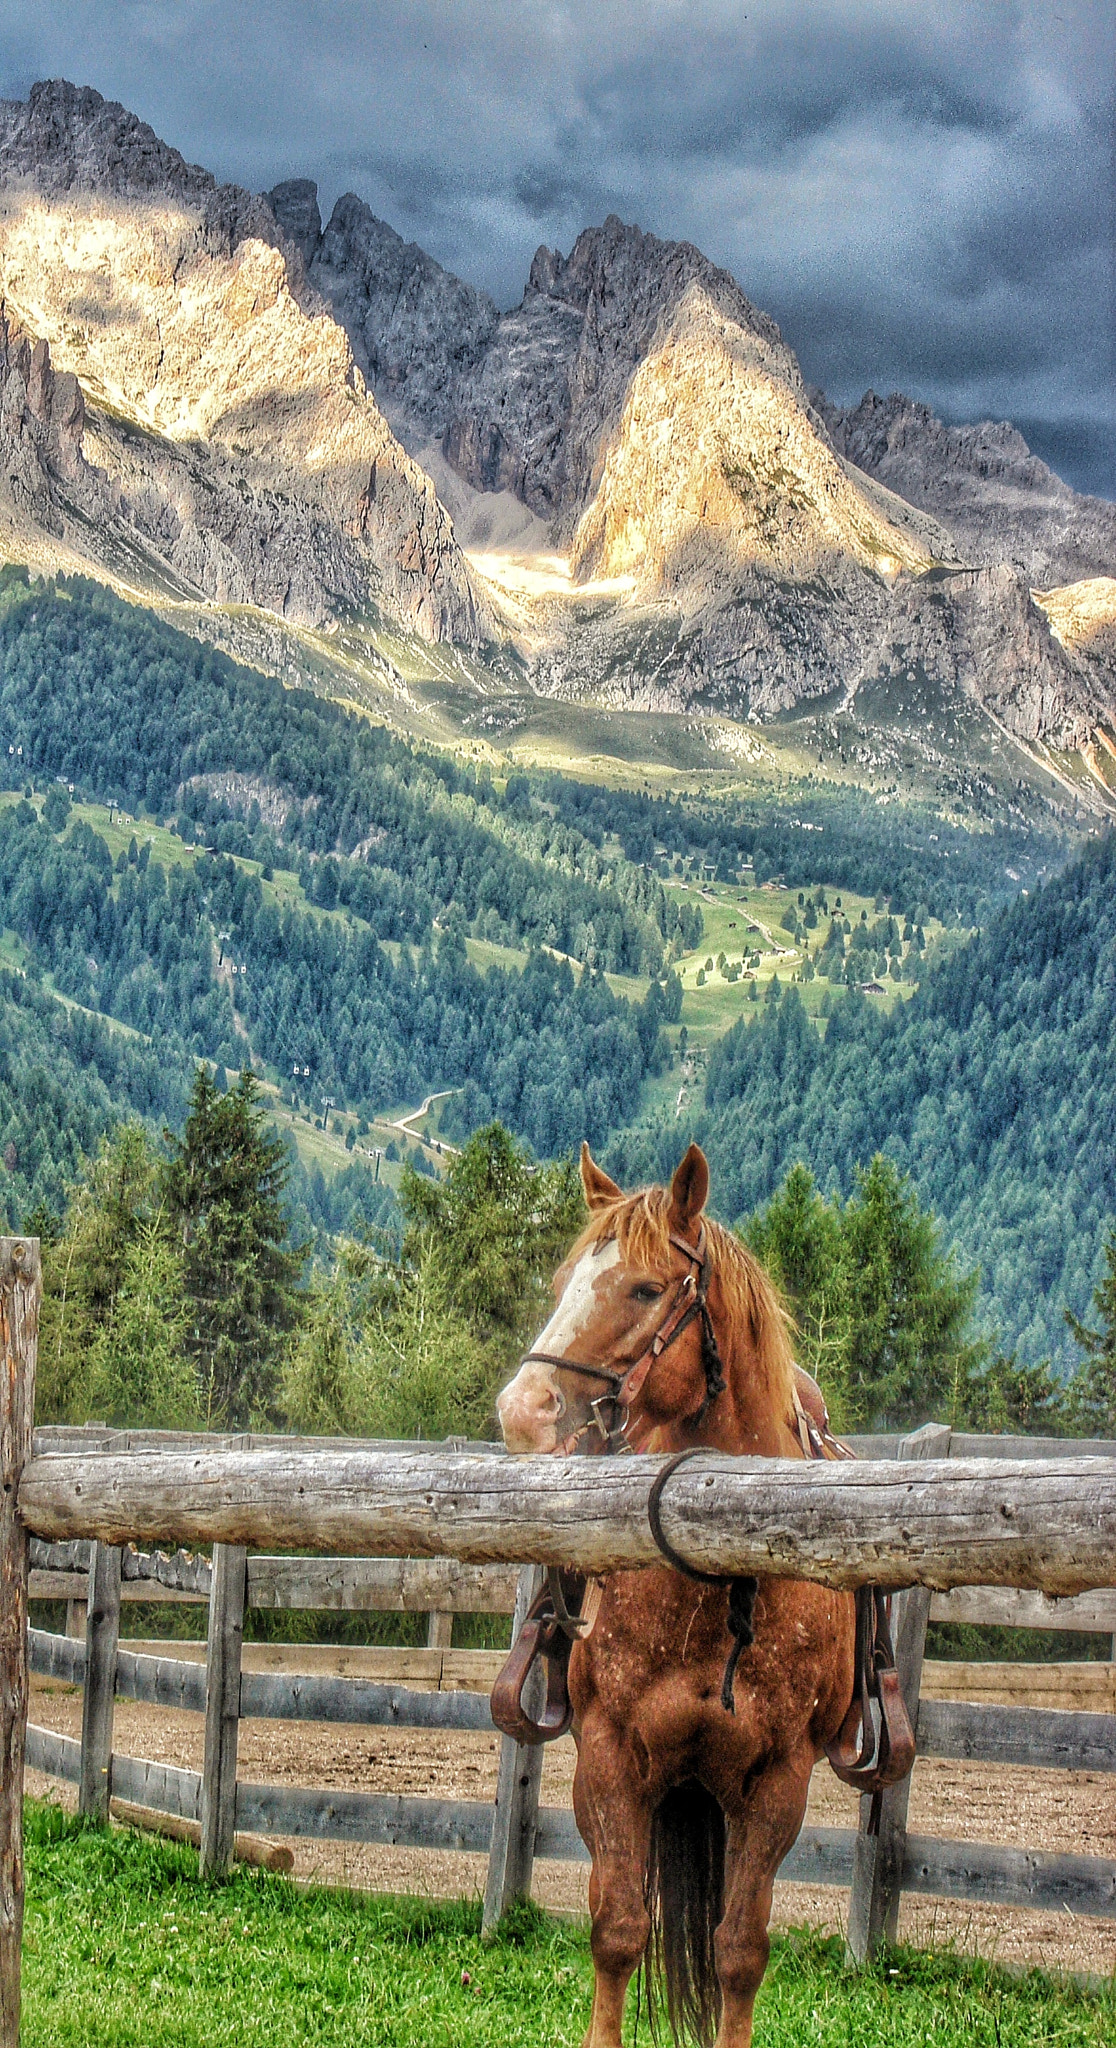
<box><xmin>26</xmin><ymin>1660</ymin><xmax>1116</xmax><ymax>1982</ymax></box>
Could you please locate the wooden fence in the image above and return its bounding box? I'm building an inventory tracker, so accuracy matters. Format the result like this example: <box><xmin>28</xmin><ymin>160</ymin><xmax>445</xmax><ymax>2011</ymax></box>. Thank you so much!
<box><xmin>4</xmin><ymin>1243</ymin><xmax>1116</xmax><ymax>2044</ymax></box>
<box><xmin>23</xmin><ymin>1419</ymin><xmax>1116</xmax><ymax>1968</ymax></box>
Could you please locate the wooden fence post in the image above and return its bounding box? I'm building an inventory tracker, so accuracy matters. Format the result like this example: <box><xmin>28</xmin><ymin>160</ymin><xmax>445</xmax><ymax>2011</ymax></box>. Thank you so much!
<box><xmin>846</xmin><ymin>1421</ymin><xmax>952</xmax><ymax>1962</ymax></box>
<box><xmin>425</xmin><ymin>1610</ymin><xmax>453</xmax><ymax>1650</ymax></box>
<box><xmin>482</xmin><ymin>1564</ymin><xmax>544</xmax><ymax>1937</ymax></box>
<box><xmin>0</xmin><ymin>1237</ymin><xmax>39</xmax><ymax>2048</ymax></box>
<box><xmin>199</xmin><ymin>1542</ymin><xmax>247</xmax><ymax>1879</ymax></box>
<box><xmin>78</xmin><ymin>1543</ymin><xmax>122</xmax><ymax>1821</ymax></box>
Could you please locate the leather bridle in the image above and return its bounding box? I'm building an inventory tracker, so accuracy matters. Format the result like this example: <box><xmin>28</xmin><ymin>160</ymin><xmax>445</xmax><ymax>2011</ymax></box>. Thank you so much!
<box><xmin>517</xmin><ymin>1224</ymin><xmax>726</xmax><ymax>1454</ymax></box>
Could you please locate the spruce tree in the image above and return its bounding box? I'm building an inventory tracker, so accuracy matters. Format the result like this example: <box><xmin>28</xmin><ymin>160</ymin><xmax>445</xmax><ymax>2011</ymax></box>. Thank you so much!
<box><xmin>164</xmin><ymin>1067</ymin><xmax>305</xmax><ymax>1426</ymax></box>
<box><xmin>1065</xmin><ymin>1230</ymin><xmax>1116</xmax><ymax>1436</ymax></box>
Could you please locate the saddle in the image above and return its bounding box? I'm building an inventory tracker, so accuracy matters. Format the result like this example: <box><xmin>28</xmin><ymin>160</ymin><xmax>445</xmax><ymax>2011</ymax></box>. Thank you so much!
<box><xmin>490</xmin><ymin>1365</ymin><xmax>917</xmax><ymax>1799</ymax></box>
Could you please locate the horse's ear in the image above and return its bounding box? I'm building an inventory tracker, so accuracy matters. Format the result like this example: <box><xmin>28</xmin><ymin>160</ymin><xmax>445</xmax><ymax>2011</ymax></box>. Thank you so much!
<box><xmin>668</xmin><ymin>1143</ymin><xmax>709</xmax><ymax>1235</ymax></box>
<box><xmin>580</xmin><ymin>1141</ymin><xmax>621</xmax><ymax>1211</ymax></box>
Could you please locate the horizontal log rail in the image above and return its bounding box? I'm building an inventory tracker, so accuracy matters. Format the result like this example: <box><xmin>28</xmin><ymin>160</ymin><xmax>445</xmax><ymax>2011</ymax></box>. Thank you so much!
<box><xmin>20</xmin><ymin>1448</ymin><xmax>1116</xmax><ymax>1594</ymax></box>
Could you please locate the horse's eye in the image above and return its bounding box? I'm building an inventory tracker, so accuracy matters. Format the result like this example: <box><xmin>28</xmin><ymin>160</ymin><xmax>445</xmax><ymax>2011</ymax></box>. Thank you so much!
<box><xmin>630</xmin><ymin>1282</ymin><xmax>664</xmax><ymax>1303</ymax></box>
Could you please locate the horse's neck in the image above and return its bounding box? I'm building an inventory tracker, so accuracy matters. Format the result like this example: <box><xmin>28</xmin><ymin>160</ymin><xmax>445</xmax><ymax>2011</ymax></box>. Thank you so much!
<box><xmin>651</xmin><ymin>1335</ymin><xmax>797</xmax><ymax>1459</ymax></box>
<box><xmin>709</xmin><ymin>1325</ymin><xmax>798</xmax><ymax>1458</ymax></box>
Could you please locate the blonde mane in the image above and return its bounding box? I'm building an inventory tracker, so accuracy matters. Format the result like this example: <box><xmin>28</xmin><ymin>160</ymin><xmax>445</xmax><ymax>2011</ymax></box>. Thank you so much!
<box><xmin>570</xmin><ymin>1186</ymin><xmax>797</xmax><ymax>1421</ymax></box>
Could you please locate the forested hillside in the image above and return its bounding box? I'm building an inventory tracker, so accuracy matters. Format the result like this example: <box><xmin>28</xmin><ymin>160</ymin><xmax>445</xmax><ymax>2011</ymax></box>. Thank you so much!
<box><xmin>1</xmin><ymin>566</ymin><xmax>1107</xmax><ymax>1382</ymax></box>
<box><xmin>607</xmin><ymin>832</ymin><xmax>1116</xmax><ymax>1370</ymax></box>
<box><xmin>0</xmin><ymin>967</ymin><xmax>191</xmax><ymax>1226</ymax></box>
<box><xmin>0</xmin><ymin>573</ymin><xmax>690</xmax><ymax>975</ymax></box>
<box><xmin>0</xmin><ymin>788</ymin><xmax>668</xmax><ymax>1162</ymax></box>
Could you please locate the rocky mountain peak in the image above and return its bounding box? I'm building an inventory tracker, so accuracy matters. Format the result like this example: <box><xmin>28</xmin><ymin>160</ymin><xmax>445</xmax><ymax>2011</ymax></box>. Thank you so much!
<box><xmin>570</xmin><ymin>281</ymin><xmax>932</xmax><ymax>594</ymax></box>
<box><xmin>441</xmin><ymin>215</ymin><xmax>807</xmax><ymax>530</ymax></box>
<box><xmin>268</xmin><ymin>183</ymin><xmax>498</xmax><ymax>437</ymax></box>
<box><xmin>820</xmin><ymin>387</ymin><xmax>1116</xmax><ymax>586</ymax></box>
<box><xmin>0</xmin><ymin>82</ymin><xmax>491</xmax><ymax>647</ymax></box>
<box><xmin>0</xmin><ymin>78</ymin><xmax>215</xmax><ymax>200</ymax></box>
<box><xmin>0</xmin><ymin>79</ymin><xmax>293</xmax><ymax>273</ymax></box>
<box><xmin>267</xmin><ymin>177</ymin><xmax>322</xmax><ymax>267</ymax></box>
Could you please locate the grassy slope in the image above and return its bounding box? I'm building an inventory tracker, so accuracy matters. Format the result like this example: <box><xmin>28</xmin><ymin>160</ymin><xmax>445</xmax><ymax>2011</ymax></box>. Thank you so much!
<box><xmin>23</xmin><ymin>1804</ymin><xmax>1112</xmax><ymax>2047</ymax></box>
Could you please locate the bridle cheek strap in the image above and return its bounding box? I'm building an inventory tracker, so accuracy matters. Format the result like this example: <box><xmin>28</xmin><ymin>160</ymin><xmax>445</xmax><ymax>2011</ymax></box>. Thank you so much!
<box><xmin>516</xmin><ymin>1226</ymin><xmax>723</xmax><ymax>1453</ymax></box>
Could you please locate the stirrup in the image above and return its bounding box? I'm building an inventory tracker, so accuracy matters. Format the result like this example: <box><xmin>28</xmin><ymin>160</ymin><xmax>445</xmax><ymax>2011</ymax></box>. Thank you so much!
<box><xmin>490</xmin><ymin>1582</ymin><xmax>577</xmax><ymax>1746</ymax></box>
<box><xmin>825</xmin><ymin>1586</ymin><xmax>916</xmax><ymax>1794</ymax></box>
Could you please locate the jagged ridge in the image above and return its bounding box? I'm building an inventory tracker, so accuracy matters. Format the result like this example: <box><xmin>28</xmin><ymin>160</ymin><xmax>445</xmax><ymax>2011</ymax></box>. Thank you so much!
<box><xmin>0</xmin><ymin>81</ymin><xmax>490</xmax><ymax>645</ymax></box>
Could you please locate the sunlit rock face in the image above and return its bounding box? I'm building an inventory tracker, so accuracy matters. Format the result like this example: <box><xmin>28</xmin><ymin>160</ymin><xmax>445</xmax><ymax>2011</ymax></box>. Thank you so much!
<box><xmin>446</xmin><ymin>216</ymin><xmax>810</xmax><ymax>534</ymax></box>
<box><xmin>0</xmin><ymin>81</ymin><xmax>1110</xmax><ymax>765</ymax></box>
<box><xmin>569</xmin><ymin>285</ymin><xmax>934</xmax><ymax>593</ymax></box>
<box><xmin>0</xmin><ymin>80</ymin><xmax>490</xmax><ymax>645</ymax></box>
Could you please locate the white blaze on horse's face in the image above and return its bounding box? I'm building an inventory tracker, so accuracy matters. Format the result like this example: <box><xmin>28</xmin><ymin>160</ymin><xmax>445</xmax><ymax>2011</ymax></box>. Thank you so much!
<box><xmin>497</xmin><ymin>1240</ymin><xmax>622</xmax><ymax>1454</ymax></box>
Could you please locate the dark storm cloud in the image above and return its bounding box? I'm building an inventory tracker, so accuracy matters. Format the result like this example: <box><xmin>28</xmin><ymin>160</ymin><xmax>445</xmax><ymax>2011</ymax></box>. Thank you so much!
<box><xmin>0</xmin><ymin>1</ymin><xmax>1112</xmax><ymax>494</ymax></box>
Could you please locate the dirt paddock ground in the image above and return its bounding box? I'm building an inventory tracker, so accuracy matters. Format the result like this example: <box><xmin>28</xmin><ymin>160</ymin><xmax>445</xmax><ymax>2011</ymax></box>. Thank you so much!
<box><xmin>26</xmin><ymin>1654</ymin><xmax>1116</xmax><ymax>1983</ymax></box>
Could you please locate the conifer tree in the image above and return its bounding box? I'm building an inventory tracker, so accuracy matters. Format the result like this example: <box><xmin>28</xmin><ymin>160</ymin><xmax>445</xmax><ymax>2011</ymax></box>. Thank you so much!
<box><xmin>163</xmin><ymin>1067</ymin><xmax>305</xmax><ymax>1426</ymax></box>
<box><xmin>747</xmin><ymin>1155</ymin><xmax>985</xmax><ymax>1431</ymax></box>
<box><xmin>36</xmin><ymin>1123</ymin><xmax>163</xmax><ymax>1422</ymax></box>
<box><xmin>1066</xmin><ymin>1230</ymin><xmax>1116</xmax><ymax>1436</ymax></box>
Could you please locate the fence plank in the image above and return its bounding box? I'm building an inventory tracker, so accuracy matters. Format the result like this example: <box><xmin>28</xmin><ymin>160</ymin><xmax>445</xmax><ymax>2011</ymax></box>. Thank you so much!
<box><xmin>948</xmin><ymin>1433</ymin><xmax>1116</xmax><ymax>1462</ymax></box>
<box><xmin>901</xmin><ymin>1833</ymin><xmax>1116</xmax><ymax>1917</ymax></box>
<box><xmin>917</xmin><ymin>1698</ymin><xmax>1116</xmax><ymax>1773</ymax></box>
<box><xmin>116</xmin><ymin>1646</ymin><xmax>208</xmax><ymax>1715</ymax></box>
<box><xmin>111</xmin><ymin>1752</ymin><xmax>201</xmax><ymax>1823</ymax></box>
<box><xmin>246</xmin><ymin>1555</ymin><xmax>520</xmax><ymax>1613</ymax></box>
<box><xmin>778</xmin><ymin>1826</ymin><xmax>857</xmax><ymax>1888</ymax></box>
<box><xmin>33</xmin><ymin>1427</ymin><xmax>504</xmax><ymax>1459</ymax></box>
<box><xmin>0</xmin><ymin>1237</ymin><xmax>38</xmax><ymax>2048</ymax></box>
<box><xmin>199</xmin><ymin>1543</ymin><xmax>247</xmax><ymax>1879</ymax></box>
<box><xmin>483</xmin><ymin>1565</ymin><xmax>545</xmax><ymax>1935</ymax></box>
<box><xmin>28</xmin><ymin>1627</ymin><xmax>85</xmax><ymax>1686</ymax></box>
<box><xmin>237</xmin><ymin>1668</ymin><xmax>494</xmax><ymax>1730</ymax></box>
<box><xmin>847</xmin><ymin>1422</ymin><xmax>951</xmax><ymax>1963</ymax></box>
<box><xmin>78</xmin><ymin>1542</ymin><xmax>121</xmax><ymax>1823</ymax></box>
<box><xmin>25</xmin><ymin>1723</ymin><xmax>80</xmax><ymax>1784</ymax></box>
<box><xmin>929</xmin><ymin>1584</ymin><xmax>1116</xmax><ymax>1633</ymax></box>
<box><xmin>234</xmin><ymin>1784</ymin><xmax>496</xmax><ymax>1851</ymax></box>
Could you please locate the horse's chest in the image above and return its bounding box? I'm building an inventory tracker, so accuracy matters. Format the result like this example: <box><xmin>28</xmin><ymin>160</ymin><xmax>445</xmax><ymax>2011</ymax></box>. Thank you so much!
<box><xmin>572</xmin><ymin>1577</ymin><xmax>837</xmax><ymax>1755</ymax></box>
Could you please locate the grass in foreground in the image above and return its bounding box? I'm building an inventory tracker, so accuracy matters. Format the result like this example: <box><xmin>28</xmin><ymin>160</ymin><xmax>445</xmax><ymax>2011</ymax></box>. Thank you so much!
<box><xmin>22</xmin><ymin>1802</ymin><xmax>1114</xmax><ymax>2047</ymax></box>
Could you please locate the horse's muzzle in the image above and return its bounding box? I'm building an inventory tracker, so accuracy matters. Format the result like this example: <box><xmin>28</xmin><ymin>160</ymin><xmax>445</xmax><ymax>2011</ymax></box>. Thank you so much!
<box><xmin>496</xmin><ymin>1361</ymin><xmax>565</xmax><ymax>1454</ymax></box>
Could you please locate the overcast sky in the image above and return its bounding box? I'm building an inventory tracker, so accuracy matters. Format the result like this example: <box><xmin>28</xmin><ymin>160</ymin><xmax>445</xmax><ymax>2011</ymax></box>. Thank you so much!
<box><xmin>1</xmin><ymin>1</ymin><xmax>1112</xmax><ymax>495</ymax></box>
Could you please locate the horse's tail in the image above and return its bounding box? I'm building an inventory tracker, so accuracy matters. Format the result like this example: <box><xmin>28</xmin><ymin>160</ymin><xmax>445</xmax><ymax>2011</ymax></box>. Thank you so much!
<box><xmin>645</xmin><ymin>1781</ymin><xmax>725</xmax><ymax>2048</ymax></box>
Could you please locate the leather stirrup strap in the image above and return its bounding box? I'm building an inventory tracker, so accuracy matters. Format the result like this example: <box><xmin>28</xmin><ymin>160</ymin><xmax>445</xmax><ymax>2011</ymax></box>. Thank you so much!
<box><xmin>489</xmin><ymin>1583</ymin><xmax>576</xmax><ymax>1746</ymax></box>
<box><xmin>825</xmin><ymin>1585</ymin><xmax>916</xmax><ymax>1792</ymax></box>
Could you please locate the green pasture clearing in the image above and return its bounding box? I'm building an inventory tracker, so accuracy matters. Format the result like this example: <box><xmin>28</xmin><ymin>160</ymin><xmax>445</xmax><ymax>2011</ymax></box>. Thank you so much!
<box><xmin>22</xmin><ymin>1803</ymin><xmax>1112</xmax><ymax>2047</ymax></box>
<box><xmin>665</xmin><ymin>875</ymin><xmax>933</xmax><ymax>1053</ymax></box>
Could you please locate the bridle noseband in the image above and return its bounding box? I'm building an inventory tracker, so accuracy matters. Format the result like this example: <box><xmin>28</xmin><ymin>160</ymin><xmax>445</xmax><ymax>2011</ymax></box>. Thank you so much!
<box><xmin>518</xmin><ymin>1224</ymin><xmax>726</xmax><ymax>1454</ymax></box>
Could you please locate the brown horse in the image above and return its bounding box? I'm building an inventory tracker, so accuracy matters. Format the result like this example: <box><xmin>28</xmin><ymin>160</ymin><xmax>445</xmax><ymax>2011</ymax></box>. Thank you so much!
<box><xmin>496</xmin><ymin>1142</ymin><xmax>856</xmax><ymax>2048</ymax></box>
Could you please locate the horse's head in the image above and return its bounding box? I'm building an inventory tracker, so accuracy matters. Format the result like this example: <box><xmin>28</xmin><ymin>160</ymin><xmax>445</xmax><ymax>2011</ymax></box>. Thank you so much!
<box><xmin>498</xmin><ymin>1140</ymin><xmax>793</xmax><ymax>1457</ymax></box>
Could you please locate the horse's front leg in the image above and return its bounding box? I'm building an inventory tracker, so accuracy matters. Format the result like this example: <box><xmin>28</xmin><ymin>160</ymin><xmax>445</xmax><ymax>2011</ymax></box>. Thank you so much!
<box><xmin>573</xmin><ymin>1711</ymin><xmax>655</xmax><ymax>2048</ymax></box>
<box><xmin>713</xmin><ymin>1749</ymin><xmax>814</xmax><ymax>2048</ymax></box>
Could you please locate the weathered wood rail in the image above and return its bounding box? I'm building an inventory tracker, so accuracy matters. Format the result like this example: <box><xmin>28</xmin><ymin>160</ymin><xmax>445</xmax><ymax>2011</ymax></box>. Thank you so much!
<box><xmin>24</xmin><ymin>1437</ymin><xmax>1116</xmax><ymax>1957</ymax></box>
<box><xmin>20</xmin><ymin>1442</ymin><xmax>1116</xmax><ymax>1593</ymax></box>
<box><xmin>5</xmin><ymin>1259</ymin><xmax>1116</xmax><ymax>2046</ymax></box>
